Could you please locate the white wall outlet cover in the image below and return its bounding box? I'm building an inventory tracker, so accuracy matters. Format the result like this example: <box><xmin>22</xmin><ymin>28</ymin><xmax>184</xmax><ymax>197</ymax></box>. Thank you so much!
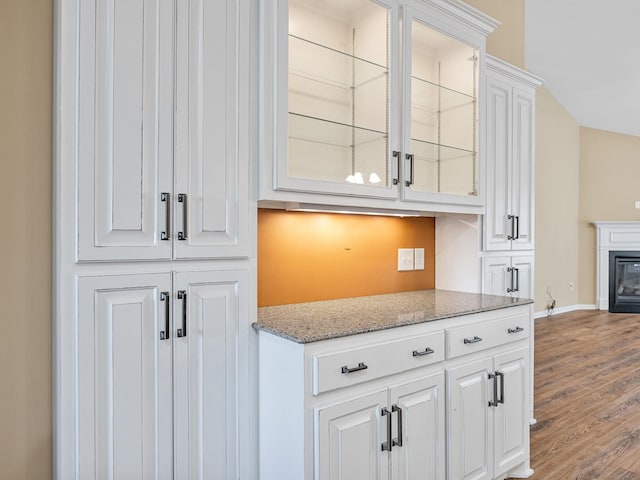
<box><xmin>635</xmin><ymin>201</ymin><xmax>640</xmax><ymax>209</ymax></box>
<box><xmin>398</xmin><ymin>248</ymin><xmax>414</xmax><ymax>271</ymax></box>
<box><xmin>414</xmin><ymin>248</ymin><xmax>425</xmax><ymax>270</ymax></box>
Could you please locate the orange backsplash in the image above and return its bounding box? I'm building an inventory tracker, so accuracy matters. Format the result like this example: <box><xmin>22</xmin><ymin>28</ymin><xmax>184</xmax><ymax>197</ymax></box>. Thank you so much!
<box><xmin>258</xmin><ymin>209</ymin><xmax>436</xmax><ymax>306</ymax></box>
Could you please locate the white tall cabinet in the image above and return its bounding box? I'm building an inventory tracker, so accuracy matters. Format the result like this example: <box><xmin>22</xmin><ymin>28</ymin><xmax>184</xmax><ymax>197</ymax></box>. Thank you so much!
<box><xmin>54</xmin><ymin>0</ymin><xmax>255</xmax><ymax>478</ymax></box>
<box><xmin>482</xmin><ymin>56</ymin><xmax>542</xmax><ymax>299</ymax></box>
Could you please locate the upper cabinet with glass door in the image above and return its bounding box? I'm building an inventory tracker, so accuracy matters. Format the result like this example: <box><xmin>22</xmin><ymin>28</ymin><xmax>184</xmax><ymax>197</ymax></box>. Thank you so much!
<box><xmin>260</xmin><ymin>0</ymin><xmax>498</xmax><ymax>213</ymax></box>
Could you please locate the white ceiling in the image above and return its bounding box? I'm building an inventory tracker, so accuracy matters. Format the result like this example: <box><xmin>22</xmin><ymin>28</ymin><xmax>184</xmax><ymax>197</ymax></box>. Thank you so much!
<box><xmin>524</xmin><ymin>0</ymin><xmax>640</xmax><ymax>137</ymax></box>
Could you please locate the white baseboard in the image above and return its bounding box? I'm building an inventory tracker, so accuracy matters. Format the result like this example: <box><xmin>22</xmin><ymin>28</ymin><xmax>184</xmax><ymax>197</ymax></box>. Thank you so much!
<box><xmin>534</xmin><ymin>304</ymin><xmax>597</xmax><ymax>319</ymax></box>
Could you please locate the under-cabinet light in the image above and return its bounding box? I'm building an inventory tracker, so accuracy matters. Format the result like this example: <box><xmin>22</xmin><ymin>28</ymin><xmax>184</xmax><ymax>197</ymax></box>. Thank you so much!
<box><xmin>284</xmin><ymin>202</ymin><xmax>423</xmax><ymax>217</ymax></box>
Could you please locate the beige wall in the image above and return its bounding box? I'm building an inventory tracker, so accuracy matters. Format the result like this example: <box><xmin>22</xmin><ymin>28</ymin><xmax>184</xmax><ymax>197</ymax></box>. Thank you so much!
<box><xmin>465</xmin><ymin>0</ymin><xmax>525</xmax><ymax>68</ymax></box>
<box><xmin>578</xmin><ymin>128</ymin><xmax>640</xmax><ymax>305</ymax></box>
<box><xmin>0</xmin><ymin>0</ymin><xmax>53</xmax><ymax>478</ymax></box>
<box><xmin>534</xmin><ymin>88</ymin><xmax>581</xmax><ymax>312</ymax></box>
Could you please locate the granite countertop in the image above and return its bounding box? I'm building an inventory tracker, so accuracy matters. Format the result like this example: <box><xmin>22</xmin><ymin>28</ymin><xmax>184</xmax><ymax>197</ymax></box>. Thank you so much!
<box><xmin>254</xmin><ymin>289</ymin><xmax>533</xmax><ymax>343</ymax></box>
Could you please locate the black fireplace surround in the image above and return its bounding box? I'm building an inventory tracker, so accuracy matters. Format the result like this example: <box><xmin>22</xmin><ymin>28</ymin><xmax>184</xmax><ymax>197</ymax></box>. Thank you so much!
<box><xmin>609</xmin><ymin>251</ymin><xmax>640</xmax><ymax>313</ymax></box>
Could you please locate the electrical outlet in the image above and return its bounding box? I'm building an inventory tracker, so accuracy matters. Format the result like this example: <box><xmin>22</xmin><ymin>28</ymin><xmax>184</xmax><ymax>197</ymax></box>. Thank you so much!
<box><xmin>398</xmin><ymin>248</ymin><xmax>414</xmax><ymax>271</ymax></box>
<box><xmin>414</xmin><ymin>248</ymin><xmax>425</xmax><ymax>270</ymax></box>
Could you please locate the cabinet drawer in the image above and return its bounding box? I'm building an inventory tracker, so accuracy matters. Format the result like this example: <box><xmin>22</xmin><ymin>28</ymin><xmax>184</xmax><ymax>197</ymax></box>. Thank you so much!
<box><xmin>313</xmin><ymin>331</ymin><xmax>444</xmax><ymax>395</ymax></box>
<box><xmin>446</xmin><ymin>313</ymin><xmax>529</xmax><ymax>359</ymax></box>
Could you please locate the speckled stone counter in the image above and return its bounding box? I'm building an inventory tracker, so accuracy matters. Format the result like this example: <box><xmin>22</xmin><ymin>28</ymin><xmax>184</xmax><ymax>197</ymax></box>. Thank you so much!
<box><xmin>254</xmin><ymin>289</ymin><xmax>533</xmax><ymax>343</ymax></box>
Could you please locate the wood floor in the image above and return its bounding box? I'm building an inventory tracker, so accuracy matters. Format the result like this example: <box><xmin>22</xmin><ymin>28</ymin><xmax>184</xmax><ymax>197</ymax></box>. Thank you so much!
<box><xmin>529</xmin><ymin>309</ymin><xmax>640</xmax><ymax>479</ymax></box>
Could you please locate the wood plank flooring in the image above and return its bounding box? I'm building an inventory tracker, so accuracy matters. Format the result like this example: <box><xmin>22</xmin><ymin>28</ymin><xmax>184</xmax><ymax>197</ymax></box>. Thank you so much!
<box><xmin>529</xmin><ymin>309</ymin><xmax>640</xmax><ymax>479</ymax></box>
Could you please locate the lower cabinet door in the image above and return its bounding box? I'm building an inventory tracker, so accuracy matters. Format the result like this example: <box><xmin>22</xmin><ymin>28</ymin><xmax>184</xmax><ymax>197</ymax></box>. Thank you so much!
<box><xmin>173</xmin><ymin>270</ymin><xmax>247</xmax><ymax>480</ymax></box>
<box><xmin>316</xmin><ymin>390</ymin><xmax>390</xmax><ymax>480</ymax></box>
<box><xmin>493</xmin><ymin>348</ymin><xmax>529</xmax><ymax>477</ymax></box>
<box><xmin>391</xmin><ymin>373</ymin><xmax>446</xmax><ymax>480</ymax></box>
<box><xmin>77</xmin><ymin>273</ymin><xmax>174</xmax><ymax>480</ymax></box>
<box><xmin>447</xmin><ymin>358</ymin><xmax>493</xmax><ymax>480</ymax></box>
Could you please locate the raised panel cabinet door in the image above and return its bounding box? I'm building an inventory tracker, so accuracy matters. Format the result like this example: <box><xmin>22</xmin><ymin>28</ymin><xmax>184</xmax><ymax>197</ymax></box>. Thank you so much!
<box><xmin>447</xmin><ymin>358</ymin><xmax>493</xmax><ymax>480</ymax></box>
<box><xmin>173</xmin><ymin>0</ymin><xmax>248</xmax><ymax>259</ymax></box>
<box><xmin>511</xmin><ymin>256</ymin><xmax>534</xmax><ymax>300</ymax></box>
<box><xmin>493</xmin><ymin>348</ymin><xmax>529</xmax><ymax>477</ymax></box>
<box><xmin>483</xmin><ymin>75</ymin><xmax>512</xmax><ymax>252</ymax></box>
<box><xmin>390</xmin><ymin>372</ymin><xmax>446</xmax><ymax>480</ymax></box>
<box><xmin>77</xmin><ymin>273</ymin><xmax>173</xmax><ymax>480</ymax></box>
<box><xmin>316</xmin><ymin>390</ymin><xmax>390</xmax><ymax>480</ymax></box>
<box><xmin>510</xmin><ymin>87</ymin><xmax>535</xmax><ymax>251</ymax></box>
<box><xmin>172</xmin><ymin>270</ymin><xmax>248</xmax><ymax>479</ymax></box>
<box><xmin>481</xmin><ymin>256</ymin><xmax>511</xmax><ymax>297</ymax></box>
<box><xmin>77</xmin><ymin>0</ymin><xmax>173</xmax><ymax>261</ymax></box>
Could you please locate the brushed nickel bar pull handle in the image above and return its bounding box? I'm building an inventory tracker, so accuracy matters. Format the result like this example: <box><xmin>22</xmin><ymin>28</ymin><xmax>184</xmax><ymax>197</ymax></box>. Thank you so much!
<box><xmin>160</xmin><ymin>291</ymin><xmax>170</xmax><ymax>340</ymax></box>
<box><xmin>392</xmin><ymin>405</ymin><xmax>403</xmax><ymax>447</ymax></box>
<box><xmin>464</xmin><ymin>336</ymin><xmax>482</xmax><ymax>344</ymax></box>
<box><xmin>488</xmin><ymin>372</ymin><xmax>498</xmax><ymax>407</ymax></box>
<box><xmin>381</xmin><ymin>407</ymin><xmax>393</xmax><ymax>452</ymax></box>
<box><xmin>412</xmin><ymin>347</ymin><xmax>435</xmax><ymax>357</ymax></box>
<box><xmin>496</xmin><ymin>371</ymin><xmax>505</xmax><ymax>404</ymax></box>
<box><xmin>507</xmin><ymin>214</ymin><xmax>516</xmax><ymax>240</ymax></box>
<box><xmin>177</xmin><ymin>193</ymin><xmax>188</xmax><ymax>240</ymax></box>
<box><xmin>506</xmin><ymin>267</ymin><xmax>514</xmax><ymax>293</ymax></box>
<box><xmin>341</xmin><ymin>362</ymin><xmax>368</xmax><ymax>374</ymax></box>
<box><xmin>392</xmin><ymin>150</ymin><xmax>400</xmax><ymax>185</ymax></box>
<box><xmin>160</xmin><ymin>193</ymin><xmax>170</xmax><ymax>240</ymax></box>
<box><xmin>508</xmin><ymin>326</ymin><xmax>524</xmax><ymax>334</ymax></box>
<box><xmin>177</xmin><ymin>290</ymin><xmax>187</xmax><ymax>337</ymax></box>
<box><xmin>405</xmin><ymin>153</ymin><xmax>414</xmax><ymax>187</ymax></box>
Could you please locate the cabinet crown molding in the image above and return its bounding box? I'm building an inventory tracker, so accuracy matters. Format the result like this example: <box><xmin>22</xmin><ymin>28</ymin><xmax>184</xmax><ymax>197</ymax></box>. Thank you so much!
<box><xmin>486</xmin><ymin>55</ymin><xmax>544</xmax><ymax>89</ymax></box>
<box><xmin>415</xmin><ymin>0</ymin><xmax>500</xmax><ymax>36</ymax></box>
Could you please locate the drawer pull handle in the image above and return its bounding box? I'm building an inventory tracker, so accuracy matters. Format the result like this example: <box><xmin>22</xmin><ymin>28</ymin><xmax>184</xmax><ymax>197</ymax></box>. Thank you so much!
<box><xmin>341</xmin><ymin>362</ymin><xmax>368</xmax><ymax>374</ymax></box>
<box><xmin>496</xmin><ymin>371</ymin><xmax>505</xmax><ymax>404</ymax></box>
<box><xmin>464</xmin><ymin>336</ymin><xmax>483</xmax><ymax>344</ymax></box>
<box><xmin>508</xmin><ymin>326</ymin><xmax>524</xmax><ymax>334</ymax></box>
<box><xmin>381</xmin><ymin>408</ymin><xmax>393</xmax><ymax>451</ymax></box>
<box><xmin>392</xmin><ymin>405</ymin><xmax>403</xmax><ymax>447</ymax></box>
<box><xmin>412</xmin><ymin>347</ymin><xmax>435</xmax><ymax>357</ymax></box>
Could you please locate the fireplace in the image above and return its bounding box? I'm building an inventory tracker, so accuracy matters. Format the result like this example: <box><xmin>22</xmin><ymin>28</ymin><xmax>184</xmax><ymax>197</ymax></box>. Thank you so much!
<box><xmin>609</xmin><ymin>251</ymin><xmax>640</xmax><ymax>313</ymax></box>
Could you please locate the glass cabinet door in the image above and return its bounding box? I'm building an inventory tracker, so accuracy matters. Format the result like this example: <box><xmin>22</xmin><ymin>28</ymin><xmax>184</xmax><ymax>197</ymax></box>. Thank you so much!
<box><xmin>281</xmin><ymin>0</ymin><xmax>397</xmax><ymax>197</ymax></box>
<box><xmin>401</xmin><ymin>7</ymin><xmax>480</xmax><ymax>203</ymax></box>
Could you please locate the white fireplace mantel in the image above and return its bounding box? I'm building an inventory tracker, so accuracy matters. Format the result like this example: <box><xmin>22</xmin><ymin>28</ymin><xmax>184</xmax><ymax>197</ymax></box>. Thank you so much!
<box><xmin>593</xmin><ymin>221</ymin><xmax>640</xmax><ymax>310</ymax></box>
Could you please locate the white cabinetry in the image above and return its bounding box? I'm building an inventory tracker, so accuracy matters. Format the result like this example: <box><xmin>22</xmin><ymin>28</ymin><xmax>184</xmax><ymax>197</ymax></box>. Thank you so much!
<box><xmin>316</xmin><ymin>373</ymin><xmax>445</xmax><ymax>480</ymax></box>
<box><xmin>447</xmin><ymin>348</ymin><xmax>529</xmax><ymax>480</ymax></box>
<box><xmin>77</xmin><ymin>270</ymin><xmax>246</xmax><ymax>479</ymax></box>
<box><xmin>54</xmin><ymin>0</ymin><xmax>254</xmax><ymax>478</ymax></box>
<box><xmin>76</xmin><ymin>0</ymin><xmax>247</xmax><ymax>261</ymax></box>
<box><xmin>482</xmin><ymin>255</ymin><xmax>533</xmax><ymax>299</ymax></box>
<box><xmin>260</xmin><ymin>0</ymin><xmax>498</xmax><ymax>214</ymax></box>
<box><xmin>257</xmin><ymin>304</ymin><xmax>533</xmax><ymax>480</ymax></box>
<box><xmin>483</xmin><ymin>57</ymin><xmax>541</xmax><ymax>252</ymax></box>
<box><xmin>482</xmin><ymin>56</ymin><xmax>542</xmax><ymax>300</ymax></box>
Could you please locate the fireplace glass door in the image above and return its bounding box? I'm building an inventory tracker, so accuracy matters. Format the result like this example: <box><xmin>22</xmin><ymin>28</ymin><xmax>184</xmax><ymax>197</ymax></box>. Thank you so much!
<box><xmin>609</xmin><ymin>251</ymin><xmax>640</xmax><ymax>313</ymax></box>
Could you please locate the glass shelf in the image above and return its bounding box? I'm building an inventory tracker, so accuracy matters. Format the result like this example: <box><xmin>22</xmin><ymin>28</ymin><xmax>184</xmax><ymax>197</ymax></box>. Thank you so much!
<box><xmin>288</xmin><ymin>112</ymin><xmax>388</xmax><ymax>186</ymax></box>
<box><xmin>411</xmin><ymin>75</ymin><xmax>476</xmax><ymax>113</ymax></box>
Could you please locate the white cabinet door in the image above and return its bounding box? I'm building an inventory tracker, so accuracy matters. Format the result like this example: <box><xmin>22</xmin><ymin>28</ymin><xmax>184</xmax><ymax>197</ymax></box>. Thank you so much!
<box><xmin>173</xmin><ymin>0</ymin><xmax>248</xmax><ymax>259</ymax></box>
<box><xmin>483</xmin><ymin>76</ymin><xmax>512</xmax><ymax>252</ymax></box>
<box><xmin>447</xmin><ymin>358</ymin><xmax>493</xmax><ymax>480</ymax></box>
<box><xmin>173</xmin><ymin>269</ymin><xmax>247</xmax><ymax>480</ymax></box>
<box><xmin>316</xmin><ymin>390</ymin><xmax>390</xmax><ymax>480</ymax></box>
<box><xmin>482</xmin><ymin>255</ymin><xmax>533</xmax><ymax>299</ymax></box>
<box><xmin>391</xmin><ymin>373</ymin><xmax>446</xmax><ymax>480</ymax></box>
<box><xmin>493</xmin><ymin>348</ymin><xmax>529</xmax><ymax>478</ymax></box>
<box><xmin>510</xmin><ymin>87</ymin><xmax>535</xmax><ymax>251</ymax></box>
<box><xmin>77</xmin><ymin>273</ymin><xmax>173</xmax><ymax>480</ymax></box>
<box><xmin>483</xmin><ymin>58</ymin><xmax>540</xmax><ymax>253</ymax></box>
<box><xmin>401</xmin><ymin>5</ymin><xmax>483</xmax><ymax>208</ymax></box>
<box><xmin>77</xmin><ymin>0</ymin><xmax>173</xmax><ymax>261</ymax></box>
